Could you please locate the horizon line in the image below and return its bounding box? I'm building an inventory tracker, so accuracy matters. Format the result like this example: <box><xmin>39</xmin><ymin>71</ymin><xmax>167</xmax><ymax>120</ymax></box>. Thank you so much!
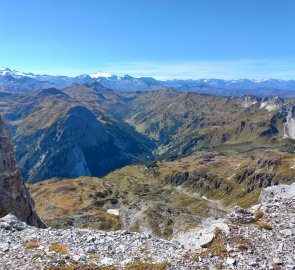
<box><xmin>1</xmin><ymin>58</ymin><xmax>295</xmax><ymax>81</ymax></box>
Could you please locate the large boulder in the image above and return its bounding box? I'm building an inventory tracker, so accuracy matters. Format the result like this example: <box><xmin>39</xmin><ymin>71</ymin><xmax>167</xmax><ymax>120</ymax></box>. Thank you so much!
<box><xmin>173</xmin><ymin>219</ymin><xmax>229</xmax><ymax>249</ymax></box>
<box><xmin>0</xmin><ymin>116</ymin><xmax>45</xmax><ymax>228</ymax></box>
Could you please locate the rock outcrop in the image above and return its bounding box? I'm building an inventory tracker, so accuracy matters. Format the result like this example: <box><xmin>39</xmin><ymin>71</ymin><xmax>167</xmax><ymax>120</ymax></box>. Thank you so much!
<box><xmin>240</xmin><ymin>95</ymin><xmax>260</xmax><ymax>108</ymax></box>
<box><xmin>282</xmin><ymin>104</ymin><xmax>295</xmax><ymax>139</ymax></box>
<box><xmin>260</xmin><ymin>96</ymin><xmax>284</xmax><ymax>111</ymax></box>
<box><xmin>260</xmin><ymin>181</ymin><xmax>295</xmax><ymax>202</ymax></box>
<box><xmin>174</xmin><ymin>183</ymin><xmax>295</xmax><ymax>269</ymax></box>
<box><xmin>0</xmin><ymin>116</ymin><xmax>45</xmax><ymax>228</ymax></box>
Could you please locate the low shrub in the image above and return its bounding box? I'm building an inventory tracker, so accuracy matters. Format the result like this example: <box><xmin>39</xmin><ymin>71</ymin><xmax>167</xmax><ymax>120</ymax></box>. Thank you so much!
<box><xmin>25</xmin><ymin>239</ymin><xmax>40</xmax><ymax>249</ymax></box>
<box><xmin>49</xmin><ymin>242</ymin><xmax>69</xmax><ymax>254</ymax></box>
<box><xmin>124</xmin><ymin>261</ymin><xmax>168</xmax><ymax>270</ymax></box>
<box><xmin>253</xmin><ymin>210</ymin><xmax>264</xmax><ymax>221</ymax></box>
<box><xmin>255</xmin><ymin>221</ymin><xmax>272</xmax><ymax>230</ymax></box>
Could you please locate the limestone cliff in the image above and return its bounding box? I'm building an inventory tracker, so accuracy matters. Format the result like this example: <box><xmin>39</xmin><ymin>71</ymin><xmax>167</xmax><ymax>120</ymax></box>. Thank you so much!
<box><xmin>0</xmin><ymin>116</ymin><xmax>45</xmax><ymax>228</ymax></box>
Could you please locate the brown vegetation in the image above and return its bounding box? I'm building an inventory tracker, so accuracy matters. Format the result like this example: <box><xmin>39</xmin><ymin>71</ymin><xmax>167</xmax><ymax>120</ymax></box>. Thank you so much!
<box><xmin>25</xmin><ymin>239</ymin><xmax>40</xmax><ymax>249</ymax></box>
<box><xmin>255</xmin><ymin>221</ymin><xmax>273</xmax><ymax>230</ymax></box>
<box><xmin>49</xmin><ymin>243</ymin><xmax>69</xmax><ymax>254</ymax></box>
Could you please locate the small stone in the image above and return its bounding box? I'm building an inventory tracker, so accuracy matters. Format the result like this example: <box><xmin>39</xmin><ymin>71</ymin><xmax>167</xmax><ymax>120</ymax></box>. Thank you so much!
<box><xmin>248</xmin><ymin>261</ymin><xmax>258</xmax><ymax>267</ymax></box>
<box><xmin>226</xmin><ymin>257</ymin><xmax>236</xmax><ymax>265</ymax></box>
<box><xmin>0</xmin><ymin>243</ymin><xmax>9</xmax><ymax>252</ymax></box>
<box><xmin>273</xmin><ymin>257</ymin><xmax>283</xmax><ymax>265</ymax></box>
<box><xmin>281</xmin><ymin>229</ymin><xmax>293</xmax><ymax>236</ymax></box>
<box><xmin>86</xmin><ymin>236</ymin><xmax>96</xmax><ymax>242</ymax></box>
<box><xmin>226</xmin><ymin>244</ymin><xmax>234</xmax><ymax>252</ymax></box>
<box><xmin>72</xmin><ymin>255</ymin><xmax>81</xmax><ymax>261</ymax></box>
<box><xmin>100</xmin><ymin>257</ymin><xmax>115</xmax><ymax>265</ymax></box>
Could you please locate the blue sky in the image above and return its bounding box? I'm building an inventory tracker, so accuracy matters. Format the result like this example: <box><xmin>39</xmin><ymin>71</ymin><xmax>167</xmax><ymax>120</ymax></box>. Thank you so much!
<box><xmin>0</xmin><ymin>0</ymin><xmax>295</xmax><ymax>79</ymax></box>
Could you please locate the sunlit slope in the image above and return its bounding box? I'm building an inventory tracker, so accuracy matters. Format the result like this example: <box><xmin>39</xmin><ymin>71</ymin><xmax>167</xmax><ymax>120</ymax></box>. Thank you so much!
<box><xmin>125</xmin><ymin>90</ymin><xmax>295</xmax><ymax>157</ymax></box>
<box><xmin>30</xmin><ymin>150</ymin><xmax>295</xmax><ymax>238</ymax></box>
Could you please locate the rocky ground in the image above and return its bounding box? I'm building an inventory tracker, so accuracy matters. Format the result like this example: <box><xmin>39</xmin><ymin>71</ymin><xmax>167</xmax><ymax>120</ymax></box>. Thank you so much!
<box><xmin>0</xmin><ymin>183</ymin><xmax>294</xmax><ymax>270</ymax></box>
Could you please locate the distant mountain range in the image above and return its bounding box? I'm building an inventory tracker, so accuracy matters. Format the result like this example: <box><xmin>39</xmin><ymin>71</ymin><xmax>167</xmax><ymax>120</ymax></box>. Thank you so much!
<box><xmin>1</xmin><ymin>67</ymin><xmax>295</xmax><ymax>97</ymax></box>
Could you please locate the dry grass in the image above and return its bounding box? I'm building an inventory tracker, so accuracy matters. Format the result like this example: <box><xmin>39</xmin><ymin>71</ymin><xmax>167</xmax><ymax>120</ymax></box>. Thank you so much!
<box><xmin>44</xmin><ymin>261</ymin><xmax>168</xmax><ymax>270</ymax></box>
<box><xmin>214</xmin><ymin>227</ymin><xmax>222</xmax><ymax>236</ymax></box>
<box><xmin>272</xmin><ymin>263</ymin><xmax>282</xmax><ymax>270</ymax></box>
<box><xmin>255</xmin><ymin>221</ymin><xmax>272</xmax><ymax>230</ymax></box>
<box><xmin>49</xmin><ymin>243</ymin><xmax>69</xmax><ymax>254</ymax></box>
<box><xmin>200</xmin><ymin>227</ymin><xmax>223</xmax><ymax>249</ymax></box>
<box><xmin>215</xmin><ymin>263</ymin><xmax>223</xmax><ymax>270</ymax></box>
<box><xmin>139</xmin><ymin>245</ymin><xmax>149</xmax><ymax>253</ymax></box>
<box><xmin>124</xmin><ymin>261</ymin><xmax>168</xmax><ymax>270</ymax></box>
<box><xmin>228</xmin><ymin>224</ymin><xmax>239</xmax><ymax>230</ymax></box>
<box><xmin>253</xmin><ymin>210</ymin><xmax>264</xmax><ymax>221</ymax></box>
<box><xmin>25</xmin><ymin>239</ymin><xmax>40</xmax><ymax>249</ymax></box>
<box><xmin>230</xmin><ymin>236</ymin><xmax>252</xmax><ymax>252</ymax></box>
<box><xmin>32</xmin><ymin>253</ymin><xmax>44</xmax><ymax>261</ymax></box>
<box><xmin>200</xmin><ymin>236</ymin><xmax>228</xmax><ymax>259</ymax></box>
<box><xmin>238</xmin><ymin>244</ymin><xmax>248</xmax><ymax>251</ymax></box>
<box><xmin>44</xmin><ymin>262</ymin><xmax>117</xmax><ymax>270</ymax></box>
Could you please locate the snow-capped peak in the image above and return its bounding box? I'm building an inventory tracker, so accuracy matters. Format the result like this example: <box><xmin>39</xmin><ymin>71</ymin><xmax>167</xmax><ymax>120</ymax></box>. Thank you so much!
<box><xmin>0</xmin><ymin>67</ymin><xmax>35</xmax><ymax>78</ymax></box>
<box><xmin>90</xmin><ymin>71</ymin><xmax>112</xmax><ymax>79</ymax></box>
<box><xmin>0</xmin><ymin>67</ymin><xmax>11</xmax><ymax>75</ymax></box>
<box><xmin>254</xmin><ymin>78</ymin><xmax>273</xmax><ymax>83</ymax></box>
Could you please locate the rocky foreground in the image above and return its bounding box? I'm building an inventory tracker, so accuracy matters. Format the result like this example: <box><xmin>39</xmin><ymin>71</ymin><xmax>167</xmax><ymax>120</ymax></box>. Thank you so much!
<box><xmin>0</xmin><ymin>183</ymin><xmax>294</xmax><ymax>270</ymax></box>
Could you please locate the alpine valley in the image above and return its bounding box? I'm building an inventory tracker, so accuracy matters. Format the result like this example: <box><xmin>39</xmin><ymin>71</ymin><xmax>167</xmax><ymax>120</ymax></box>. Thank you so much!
<box><xmin>0</xmin><ymin>67</ymin><xmax>295</xmax><ymax>269</ymax></box>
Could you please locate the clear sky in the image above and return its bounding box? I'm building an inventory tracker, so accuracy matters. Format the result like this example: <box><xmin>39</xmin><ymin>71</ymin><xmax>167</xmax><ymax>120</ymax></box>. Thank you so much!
<box><xmin>0</xmin><ymin>0</ymin><xmax>295</xmax><ymax>79</ymax></box>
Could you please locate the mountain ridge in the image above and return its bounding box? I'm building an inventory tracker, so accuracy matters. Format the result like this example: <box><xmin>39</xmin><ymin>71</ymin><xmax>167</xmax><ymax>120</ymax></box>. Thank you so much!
<box><xmin>0</xmin><ymin>84</ymin><xmax>294</xmax><ymax>183</ymax></box>
<box><xmin>1</xmin><ymin>67</ymin><xmax>295</xmax><ymax>97</ymax></box>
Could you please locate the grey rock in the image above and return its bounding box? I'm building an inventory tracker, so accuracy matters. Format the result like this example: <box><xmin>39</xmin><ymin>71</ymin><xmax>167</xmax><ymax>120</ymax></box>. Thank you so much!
<box><xmin>0</xmin><ymin>116</ymin><xmax>45</xmax><ymax>228</ymax></box>
<box><xmin>260</xmin><ymin>182</ymin><xmax>295</xmax><ymax>203</ymax></box>
<box><xmin>0</xmin><ymin>214</ymin><xmax>27</xmax><ymax>231</ymax></box>
<box><xmin>227</xmin><ymin>206</ymin><xmax>254</xmax><ymax>224</ymax></box>
<box><xmin>226</xmin><ymin>257</ymin><xmax>236</xmax><ymax>265</ymax></box>
<box><xmin>273</xmin><ymin>257</ymin><xmax>283</xmax><ymax>265</ymax></box>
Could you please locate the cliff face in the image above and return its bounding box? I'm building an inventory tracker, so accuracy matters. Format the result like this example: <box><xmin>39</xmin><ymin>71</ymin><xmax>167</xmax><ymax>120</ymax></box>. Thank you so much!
<box><xmin>0</xmin><ymin>116</ymin><xmax>45</xmax><ymax>228</ymax></box>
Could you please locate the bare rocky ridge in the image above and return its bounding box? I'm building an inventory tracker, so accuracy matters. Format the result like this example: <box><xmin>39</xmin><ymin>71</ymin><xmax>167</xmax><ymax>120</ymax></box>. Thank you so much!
<box><xmin>0</xmin><ymin>115</ymin><xmax>45</xmax><ymax>228</ymax></box>
<box><xmin>0</xmin><ymin>183</ymin><xmax>294</xmax><ymax>269</ymax></box>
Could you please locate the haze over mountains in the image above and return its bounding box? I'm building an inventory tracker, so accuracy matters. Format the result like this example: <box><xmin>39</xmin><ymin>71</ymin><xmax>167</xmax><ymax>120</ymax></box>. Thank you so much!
<box><xmin>1</xmin><ymin>67</ymin><xmax>295</xmax><ymax>97</ymax></box>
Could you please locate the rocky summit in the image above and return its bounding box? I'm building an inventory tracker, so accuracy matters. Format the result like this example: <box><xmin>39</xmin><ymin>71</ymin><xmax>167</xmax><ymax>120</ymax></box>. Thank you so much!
<box><xmin>0</xmin><ymin>183</ymin><xmax>294</xmax><ymax>270</ymax></box>
<box><xmin>0</xmin><ymin>116</ymin><xmax>45</xmax><ymax>228</ymax></box>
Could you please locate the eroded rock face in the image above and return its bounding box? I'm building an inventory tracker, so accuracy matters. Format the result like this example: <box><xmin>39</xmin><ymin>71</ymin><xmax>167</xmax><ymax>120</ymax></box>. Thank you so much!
<box><xmin>260</xmin><ymin>96</ymin><xmax>284</xmax><ymax>111</ymax></box>
<box><xmin>282</xmin><ymin>105</ymin><xmax>295</xmax><ymax>140</ymax></box>
<box><xmin>0</xmin><ymin>116</ymin><xmax>45</xmax><ymax>228</ymax></box>
<box><xmin>240</xmin><ymin>95</ymin><xmax>260</xmax><ymax>108</ymax></box>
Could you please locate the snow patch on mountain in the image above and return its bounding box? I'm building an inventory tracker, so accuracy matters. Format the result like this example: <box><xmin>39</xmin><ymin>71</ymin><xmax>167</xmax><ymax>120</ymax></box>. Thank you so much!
<box><xmin>0</xmin><ymin>67</ymin><xmax>34</xmax><ymax>78</ymax></box>
<box><xmin>90</xmin><ymin>71</ymin><xmax>112</xmax><ymax>78</ymax></box>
